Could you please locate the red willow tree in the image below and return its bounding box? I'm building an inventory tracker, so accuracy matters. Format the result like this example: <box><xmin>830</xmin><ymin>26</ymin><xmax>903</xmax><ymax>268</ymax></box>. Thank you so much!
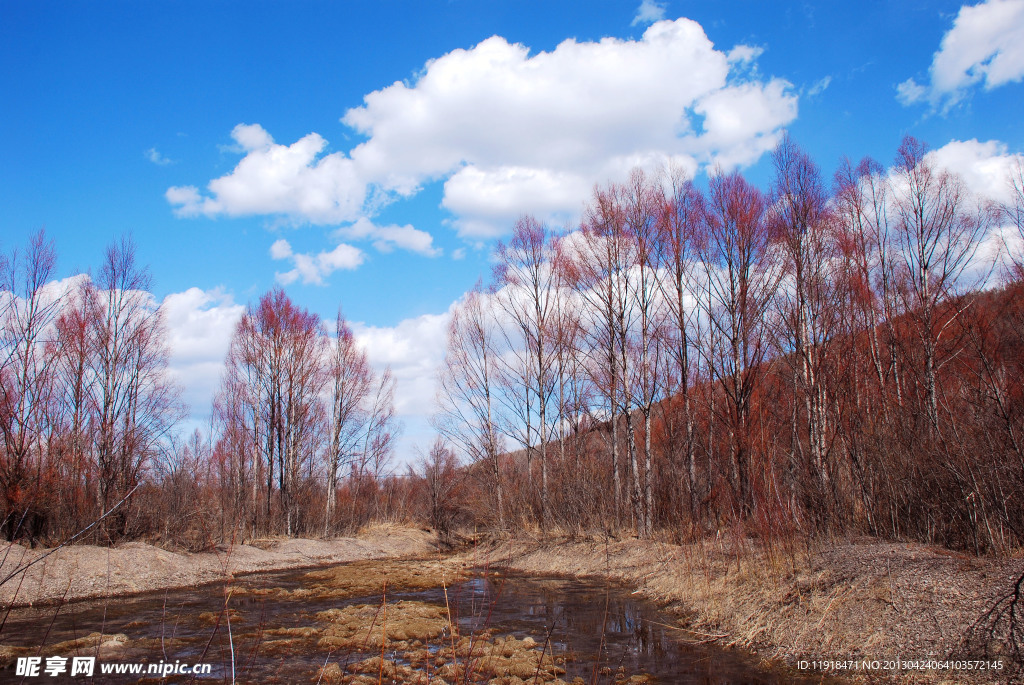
<box><xmin>90</xmin><ymin>238</ymin><xmax>182</xmax><ymax>538</ymax></box>
<box><xmin>435</xmin><ymin>135</ymin><xmax>1022</xmax><ymax>553</ymax></box>
<box><xmin>768</xmin><ymin>136</ymin><xmax>844</xmax><ymax>523</ymax></box>
<box><xmin>696</xmin><ymin>170</ymin><xmax>778</xmax><ymax>519</ymax></box>
<box><xmin>0</xmin><ymin>231</ymin><xmax>61</xmax><ymax>541</ymax></box>
<box><xmin>216</xmin><ymin>289</ymin><xmax>396</xmax><ymax>538</ymax></box>
<box><xmin>0</xmin><ymin>234</ymin><xmax>181</xmax><ymax>543</ymax></box>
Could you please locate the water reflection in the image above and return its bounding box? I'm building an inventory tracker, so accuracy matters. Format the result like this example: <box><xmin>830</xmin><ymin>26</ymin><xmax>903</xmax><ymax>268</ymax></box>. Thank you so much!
<box><xmin>0</xmin><ymin>567</ymin><xmax>817</xmax><ymax>683</ymax></box>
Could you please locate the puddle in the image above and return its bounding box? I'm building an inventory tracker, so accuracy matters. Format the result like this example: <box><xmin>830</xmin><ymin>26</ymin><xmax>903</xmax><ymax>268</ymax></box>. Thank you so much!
<box><xmin>0</xmin><ymin>563</ymin><xmax>813</xmax><ymax>683</ymax></box>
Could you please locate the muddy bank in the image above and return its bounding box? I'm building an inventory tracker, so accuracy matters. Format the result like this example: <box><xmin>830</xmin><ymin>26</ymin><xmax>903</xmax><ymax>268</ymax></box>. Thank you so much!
<box><xmin>1</xmin><ymin>562</ymin><xmax>808</xmax><ymax>684</ymax></box>
<box><xmin>0</xmin><ymin>524</ymin><xmax>435</xmax><ymax>608</ymax></box>
<box><xmin>455</xmin><ymin>535</ymin><xmax>1024</xmax><ymax>683</ymax></box>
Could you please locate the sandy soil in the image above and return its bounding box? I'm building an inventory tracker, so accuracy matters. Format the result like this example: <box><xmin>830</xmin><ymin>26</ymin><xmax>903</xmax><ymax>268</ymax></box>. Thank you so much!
<box><xmin>455</xmin><ymin>535</ymin><xmax>1024</xmax><ymax>684</ymax></box>
<box><xmin>0</xmin><ymin>524</ymin><xmax>435</xmax><ymax>608</ymax></box>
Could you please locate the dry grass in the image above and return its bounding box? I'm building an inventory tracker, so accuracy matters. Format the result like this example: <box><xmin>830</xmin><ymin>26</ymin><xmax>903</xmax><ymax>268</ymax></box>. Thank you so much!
<box><xmin>454</xmin><ymin>534</ymin><xmax>1024</xmax><ymax>683</ymax></box>
<box><xmin>317</xmin><ymin>600</ymin><xmax>450</xmax><ymax>650</ymax></box>
<box><xmin>309</xmin><ymin>617</ymin><xmax>603</xmax><ymax>684</ymax></box>
<box><xmin>229</xmin><ymin>557</ymin><xmax>470</xmax><ymax>604</ymax></box>
<box><xmin>226</xmin><ymin>556</ymin><xmax>659</xmax><ymax>684</ymax></box>
<box><xmin>0</xmin><ymin>631</ymin><xmax>131</xmax><ymax>668</ymax></box>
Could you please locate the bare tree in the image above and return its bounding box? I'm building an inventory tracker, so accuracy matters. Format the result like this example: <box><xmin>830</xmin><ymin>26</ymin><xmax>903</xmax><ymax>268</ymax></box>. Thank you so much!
<box><xmin>350</xmin><ymin>365</ymin><xmax>398</xmax><ymax>524</ymax></box>
<box><xmin>562</xmin><ymin>187</ymin><xmax>636</xmax><ymax>529</ymax></box>
<box><xmin>0</xmin><ymin>230</ymin><xmax>61</xmax><ymax>541</ymax></box>
<box><xmin>696</xmin><ymin>171</ymin><xmax>778</xmax><ymax>517</ymax></box>
<box><xmin>1001</xmin><ymin>156</ymin><xmax>1024</xmax><ymax>280</ymax></box>
<box><xmin>435</xmin><ymin>285</ymin><xmax>506</xmax><ymax>529</ymax></box>
<box><xmin>654</xmin><ymin>168</ymin><xmax>703</xmax><ymax>525</ymax></box>
<box><xmin>493</xmin><ymin>217</ymin><xmax>560</xmax><ymax>529</ymax></box>
<box><xmin>833</xmin><ymin>156</ymin><xmax>900</xmax><ymax>408</ymax></box>
<box><xmin>417</xmin><ymin>438</ymin><xmax>463</xmax><ymax>539</ymax></box>
<box><xmin>49</xmin><ymin>277</ymin><xmax>97</xmax><ymax>534</ymax></box>
<box><xmin>768</xmin><ymin>136</ymin><xmax>843</xmax><ymax>514</ymax></box>
<box><xmin>90</xmin><ymin>237</ymin><xmax>181</xmax><ymax>539</ymax></box>
<box><xmin>890</xmin><ymin>136</ymin><xmax>989</xmax><ymax>429</ymax></box>
<box><xmin>218</xmin><ymin>289</ymin><xmax>325</xmax><ymax>536</ymax></box>
<box><xmin>324</xmin><ymin>309</ymin><xmax>373</xmax><ymax>534</ymax></box>
<box><xmin>621</xmin><ymin>169</ymin><xmax>666</xmax><ymax>538</ymax></box>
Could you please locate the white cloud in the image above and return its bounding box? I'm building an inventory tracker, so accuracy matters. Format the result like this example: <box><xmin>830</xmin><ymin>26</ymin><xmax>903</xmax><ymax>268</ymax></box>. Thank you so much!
<box><xmin>161</xmin><ymin>287</ymin><xmax>245</xmax><ymax>421</ymax></box>
<box><xmin>896</xmin><ymin>78</ymin><xmax>928</xmax><ymax>105</ymax></box>
<box><xmin>441</xmin><ymin>166</ymin><xmax>594</xmax><ymax>237</ymax></box>
<box><xmin>927</xmin><ymin>138</ymin><xmax>1023</xmax><ymax>204</ymax></box>
<box><xmin>898</xmin><ymin>0</ymin><xmax>1024</xmax><ymax>108</ymax></box>
<box><xmin>335</xmin><ymin>217</ymin><xmax>441</xmax><ymax>256</ymax></box>
<box><xmin>352</xmin><ymin>309</ymin><xmax>454</xmax><ymax>464</ymax></box>
<box><xmin>925</xmin><ymin>138</ymin><xmax>1024</xmax><ymax>278</ymax></box>
<box><xmin>165</xmin><ymin>185</ymin><xmax>202</xmax><ymax>215</ymax></box>
<box><xmin>352</xmin><ymin>310</ymin><xmax>451</xmax><ymax>417</ymax></box>
<box><xmin>807</xmin><ymin>75</ymin><xmax>832</xmax><ymax>97</ymax></box>
<box><xmin>270</xmin><ymin>238</ymin><xmax>365</xmax><ymax>285</ymax></box>
<box><xmin>318</xmin><ymin>243</ymin><xmax>364</xmax><ymax>271</ymax></box>
<box><xmin>727</xmin><ymin>44</ymin><xmax>763</xmax><ymax>65</ymax></box>
<box><xmin>146</xmin><ymin>147</ymin><xmax>173</xmax><ymax>166</ymax></box>
<box><xmin>269</xmin><ymin>238</ymin><xmax>293</xmax><ymax>259</ymax></box>
<box><xmin>344</xmin><ymin>19</ymin><xmax>795</xmax><ymax>236</ymax></box>
<box><xmin>632</xmin><ymin>0</ymin><xmax>667</xmax><ymax>26</ymax></box>
<box><xmin>231</xmin><ymin>122</ymin><xmax>274</xmax><ymax>151</ymax></box>
<box><xmin>690</xmin><ymin>80</ymin><xmax>797</xmax><ymax>169</ymax></box>
<box><xmin>169</xmin><ymin>19</ymin><xmax>797</xmax><ymax>240</ymax></box>
<box><xmin>167</xmin><ymin>123</ymin><xmax>365</xmax><ymax>223</ymax></box>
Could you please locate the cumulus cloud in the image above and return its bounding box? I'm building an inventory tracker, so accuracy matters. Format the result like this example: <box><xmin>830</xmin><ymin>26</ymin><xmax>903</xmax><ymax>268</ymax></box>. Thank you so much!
<box><xmin>632</xmin><ymin>0</ymin><xmax>667</xmax><ymax>26</ymax></box>
<box><xmin>270</xmin><ymin>238</ymin><xmax>365</xmax><ymax>285</ymax></box>
<box><xmin>344</xmin><ymin>19</ymin><xmax>795</xmax><ymax>236</ymax></box>
<box><xmin>441</xmin><ymin>166</ymin><xmax>595</xmax><ymax>238</ymax></box>
<box><xmin>169</xmin><ymin>19</ymin><xmax>797</xmax><ymax>239</ymax></box>
<box><xmin>924</xmin><ymin>138</ymin><xmax>1024</xmax><ymax>277</ymax></box>
<box><xmin>352</xmin><ymin>311</ymin><xmax>451</xmax><ymax>418</ymax></box>
<box><xmin>162</xmin><ymin>287</ymin><xmax>245</xmax><ymax>416</ymax></box>
<box><xmin>167</xmin><ymin>123</ymin><xmax>364</xmax><ymax>223</ymax></box>
<box><xmin>927</xmin><ymin>138</ymin><xmax>1023</xmax><ymax>205</ymax></box>
<box><xmin>232</xmin><ymin>123</ymin><xmax>274</xmax><ymax>151</ymax></box>
<box><xmin>269</xmin><ymin>238</ymin><xmax>293</xmax><ymax>260</ymax></box>
<box><xmin>335</xmin><ymin>218</ymin><xmax>442</xmax><ymax>256</ymax></box>
<box><xmin>351</xmin><ymin>309</ymin><xmax>454</xmax><ymax>464</ymax></box>
<box><xmin>898</xmin><ymin>0</ymin><xmax>1024</xmax><ymax>108</ymax></box>
<box><xmin>157</xmin><ymin>284</ymin><xmax>452</xmax><ymax>460</ymax></box>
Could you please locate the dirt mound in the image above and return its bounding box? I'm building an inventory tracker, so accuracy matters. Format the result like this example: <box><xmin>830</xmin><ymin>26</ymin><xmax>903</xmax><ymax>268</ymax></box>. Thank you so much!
<box><xmin>0</xmin><ymin>525</ymin><xmax>435</xmax><ymax>608</ymax></box>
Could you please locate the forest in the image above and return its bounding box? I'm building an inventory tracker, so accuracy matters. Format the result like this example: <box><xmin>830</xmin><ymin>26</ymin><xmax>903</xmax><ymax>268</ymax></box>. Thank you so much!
<box><xmin>3</xmin><ymin>135</ymin><xmax>1024</xmax><ymax>556</ymax></box>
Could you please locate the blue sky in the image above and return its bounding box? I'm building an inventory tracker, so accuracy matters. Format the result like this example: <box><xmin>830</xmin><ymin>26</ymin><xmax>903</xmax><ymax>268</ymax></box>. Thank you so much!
<box><xmin>3</xmin><ymin>0</ymin><xmax>1023</xmax><ymax>463</ymax></box>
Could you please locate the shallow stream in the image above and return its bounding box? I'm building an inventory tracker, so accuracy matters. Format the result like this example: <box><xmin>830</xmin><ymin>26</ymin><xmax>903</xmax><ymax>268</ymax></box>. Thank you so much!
<box><xmin>0</xmin><ymin>563</ymin><xmax>809</xmax><ymax>683</ymax></box>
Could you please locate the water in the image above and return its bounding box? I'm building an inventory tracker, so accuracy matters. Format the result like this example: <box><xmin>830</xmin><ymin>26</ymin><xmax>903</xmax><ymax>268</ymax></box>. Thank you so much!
<box><xmin>0</xmin><ymin>564</ymin><xmax>812</xmax><ymax>683</ymax></box>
